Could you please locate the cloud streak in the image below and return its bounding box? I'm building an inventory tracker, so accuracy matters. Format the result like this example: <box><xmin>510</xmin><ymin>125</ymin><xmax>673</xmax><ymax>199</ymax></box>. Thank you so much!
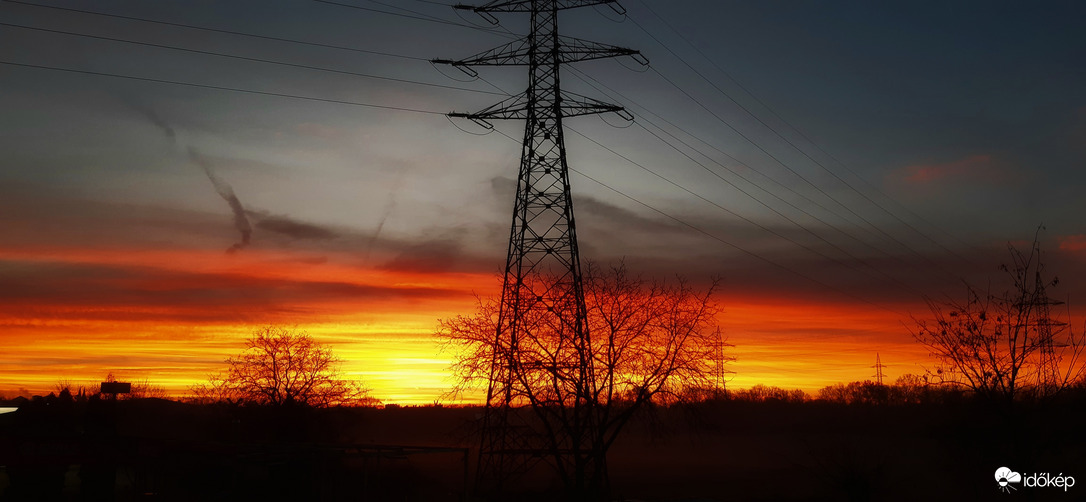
<box><xmin>130</xmin><ymin>104</ymin><xmax>177</xmax><ymax>143</ymax></box>
<box><xmin>122</xmin><ymin>102</ymin><xmax>254</xmax><ymax>254</ymax></box>
<box><xmin>366</xmin><ymin>167</ymin><xmax>408</xmax><ymax>261</ymax></box>
<box><xmin>188</xmin><ymin>147</ymin><xmax>252</xmax><ymax>254</ymax></box>
<box><xmin>248</xmin><ymin>211</ymin><xmax>340</xmax><ymax>241</ymax></box>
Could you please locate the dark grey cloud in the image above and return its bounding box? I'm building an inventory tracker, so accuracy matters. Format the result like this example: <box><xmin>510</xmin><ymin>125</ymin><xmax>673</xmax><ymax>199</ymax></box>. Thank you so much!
<box><xmin>187</xmin><ymin>147</ymin><xmax>252</xmax><ymax>254</ymax></box>
<box><xmin>490</xmin><ymin>174</ymin><xmax>684</xmax><ymax>235</ymax></box>
<box><xmin>378</xmin><ymin>237</ymin><xmax>497</xmax><ymax>274</ymax></box>
<box><xmin>117</xmin><ymin>101</ymin><xmax>255</xmax><ymax>254</ymax></box>
<box><xmin>125</xmin><ymin>101</ymin><xmax>177</xmax><ymax>143</ymax></box>
<box><xmin>490</xmin><ymin>175</ymin><xmax>516</xmax><ymax>197</ymax></box>
<box><xmin>249</xmin><ymin>211</ymin><xmax>340</xmax><ymax>241</ymax></box>
<box><xmin>575</xmin><ymin>195</ymin><xmax>683</xmax><ymax>234</ymax></box>
<box><xmin>0</xmin><ymin>182</ymin><xmax>227</xmax><ymax>249</ymax></box>
<box><xmin>5</xmin><ymin>180</ymin><xmax>1084</xmax><ymax>319</ymax></box>
<box><xmin>0</xmin><ymin>259</ymin><xmax>467</xmax><ymax>324</ymax></box>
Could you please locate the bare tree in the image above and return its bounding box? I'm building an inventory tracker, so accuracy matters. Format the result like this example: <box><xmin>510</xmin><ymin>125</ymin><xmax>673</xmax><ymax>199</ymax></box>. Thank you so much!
<box><xmin>54</xmin><ymin>375</ymin><xmax>167</xmax><ymax>401</ymax></box>
<box><xmin>913</xmin><ymin>232</ymin><xmax>1085</xmax><ymax>404</ymax></box>
<box><xmin>127</xmin><ymin>379</ymin><xmax>169</xmax><ymax>400</ymax></box>
<box><xmin>815</xmin><ymin>377</ymin><xmax>956</xmax><ymax>405</ymax></box>
<box><xmin>193</xmin><ymin>326</ymin><xmax>372</xmax><ymax>407</ymax></box>
<box><xmin>438</xmin><ymin>263</ymin><xmax>728</xmax><ymax>497</ymax></box>
<box><xmin>732</xmin><ymin>384</ymin><xmax>808</xmax><ymax>403</ymax></box>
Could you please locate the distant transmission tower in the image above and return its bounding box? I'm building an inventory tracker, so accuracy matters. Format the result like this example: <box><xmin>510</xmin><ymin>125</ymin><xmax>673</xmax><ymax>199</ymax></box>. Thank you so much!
<box><xmin>872</xmin><ymin>353</ymin><xmax>886</xmax><ymax>385</ymax></box>
<box><xmin>1033</xmin><ymin>273</ymin><xmax>1066</xmax><ymax>389</ymax></box>
<box><xmin>435</xmin><ymin>0</ymin><xmax>644</xmax><ymax>491</ymax></box>
<box><xmin>1022</xmin><ymin>242</ymin><xmax>1067</xmax><ymax>391</ymax></box>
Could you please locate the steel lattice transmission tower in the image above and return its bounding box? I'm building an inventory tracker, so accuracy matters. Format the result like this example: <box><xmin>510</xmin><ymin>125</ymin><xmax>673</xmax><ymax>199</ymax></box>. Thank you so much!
<box><xmin>435</xmin><ymin>0</ymin><xmax>645</xmax><ymax>490</ymax></box>
<box><xmin>871</xmin><ymin>353</ymin><xmax>886</xmax><ymax>385</ymax></box>
<box><xmin>1033</xmin><ymin>274</ymin><xmax>1067</xmax><ymax>390</ymax></box>
<box><xmin>1021</xmin><ymin>245</ymin><xmax>1067</xmax><ymax>391</ymax></box>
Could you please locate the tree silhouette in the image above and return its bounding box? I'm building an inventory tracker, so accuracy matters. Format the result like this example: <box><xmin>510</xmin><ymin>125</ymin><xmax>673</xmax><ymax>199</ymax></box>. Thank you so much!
<box><xmin>732</xmin><ymin>384</ymin><xmax>807</xmax><ymax>403</ymax></box>
<box><xmin>193</xmin><ymin>326</ymin><xmax>372</xmax><ymax>407</ymax></box>
<box><xmin>438</xmin><ymin>263</ymin><xmax>728</xmax><ymax>497</ymax></box>
<box><xmin>126</xmin><ymin>378</ymin><xmax>169</xmax><ymax>400</ymax></box>
<box><xmin>912</xmin><ymin>232</ymin><xmax>1085</xmax><ymax>404</ymax></box>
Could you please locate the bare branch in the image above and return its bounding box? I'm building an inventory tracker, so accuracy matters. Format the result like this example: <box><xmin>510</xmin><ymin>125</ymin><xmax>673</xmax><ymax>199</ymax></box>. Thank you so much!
<box><xmin>191</xmin><ymin>326</ymin><xmax>374</xmax><ymax>407</ymax></box>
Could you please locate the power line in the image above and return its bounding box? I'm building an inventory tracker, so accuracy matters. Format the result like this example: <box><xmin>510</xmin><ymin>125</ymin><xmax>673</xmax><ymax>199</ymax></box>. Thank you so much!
<box><xmin>2</xmin><ymin>0</ymin><xmax>428</xmax><ymax>61</ymax></box>
<box><xmin>368</xmin><ymin>0</ymin><xmax>450</xmax><ymax>18</ymax></box>
<box><xmin>313</xmin><ymin>0</ymin><xmax>470</xmax><ymax>26</ymax></box>
<box><xmin>567</xmin><ymin>67</ymin><xmax>863</xmax><ymax>232</ymax></box>
<box><xmin>488</xmin><ymin>127</ymin><xmax>905</xmax><ymax>316</ymax></box>
<box><xmin>0</xmin><ymin>60</ymin><xmax>448</xmax><ymax>115</ymax></box>
<box><xmin>635</xmin><ymin>0</ymin><xmax>976</xmax><ymax>256</ymax></box>
<box><xmin>566</xmin><ymin>65</ymin><xmax>931</xmax><ymax>277</ymax></box>
<box><xmin>645</xmin><ymin>66</ymin><xmax>878</xmax><ymax>244</ymax></box>
<box><xmin>1</xmin><ymin>21</ymin><xmax>507</xmax><ymax>97</ymax></box>
<box><xmin>465</xmin><ymin>41</ymin><xmax>918</xmax><ymax>310</ymax></box>
<box><xmin>646</xmin><ymin>65</ymin><xmax>965</xmax><ymax>281</ymax></box>
<box><xmin>566</xmin><ymin>124</ymin><xmax>923</xmax><ymax>300</ymax></box>
<box><xmin>629</xmin><ymin>16</ymin><xmax>883</xmax><ymax>225</ymax></box>
<box><xmin>312</xmin><ymin>0</ymin><xmax>518</xmax><ymax>38</ymax></box>
<box><xmin>623</xmin><ymin>11</ymin><xmax>953</xmax><ymax>265</ymax></box>
<box><xmin>628</xmin><ymin>3</ymin><xmax>971</xmax><ymax>265</ymax></box>
<box><xmin>565</xmin><ymin>66</ymin><xmax>956</xmax><ymax>298</ymax></box>
<box><xmin>630</xmin><ymin>120</ymin><xmax>926</xmax><ymax>297</ymax></box>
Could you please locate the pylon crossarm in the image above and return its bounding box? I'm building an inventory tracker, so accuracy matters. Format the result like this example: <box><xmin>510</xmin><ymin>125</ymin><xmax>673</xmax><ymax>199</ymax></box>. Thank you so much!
<box><xmin>556</xmin><ymin>36</ymin><xmax>644</xmax><ymax>64</ymax></box>
<box><xmin>448</xmin><ymin>94</ymin><xmax>530</xmax><ymax>127</ymax></box>
<box><xmin>447</xmin><ymin>113</ymin><xmax>495</xmax><ymax>130</ymax></box>
<box><xmin>558</xmin><ymin>91</ymin><xmax>632</xmax><ymax>119</ymax></box>
<box><xmin>429</xmin><ymin>59</ymin><xmax>480</xmax><ymax>78</ymax></box>
<box><xmin>452</xmin><ymin>4</ymin><xmax>501</xmax><ymax>25</ymax></box>
<box><xmin>475</xmin><ymin>93</ymin><xmax>530</xmax><ymax>120</ymax></box>
<box><xmin>459</xmin><ymin>0</ymin><xmax>620</xmax><ymax>13</ymax></box>
<box><xmin>435</xmin><ymin>39</ymin><xmax>533</xmax><ymax>67</ymax></box>
<box><xmin>435</xmin><ymin>36</ymin><xmax>643</xmax><ymax>66</ymax></box>
<box><xmin>450</xmin><ymin>91</ymin><xmax>629</xmax><ymax>121</ymax></box>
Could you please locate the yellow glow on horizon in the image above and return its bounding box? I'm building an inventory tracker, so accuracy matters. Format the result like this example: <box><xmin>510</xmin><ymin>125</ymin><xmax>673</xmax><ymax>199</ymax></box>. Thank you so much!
<box><xmin>8</xmin><ymin>246</ymin><xmax>1077</xmax><ymax>404</ymax></box>
<box><xmin>0</xmin><ymin>302</ymin><xmax>934</xmax><ymax>404</ymax></box>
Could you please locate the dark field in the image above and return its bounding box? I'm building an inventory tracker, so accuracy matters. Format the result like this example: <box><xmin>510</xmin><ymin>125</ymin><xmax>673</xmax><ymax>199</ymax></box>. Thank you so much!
<box><xmin>2</xmin><ymin>397</ymin><xmax>1084</xmax><ymax>501</ymax></box>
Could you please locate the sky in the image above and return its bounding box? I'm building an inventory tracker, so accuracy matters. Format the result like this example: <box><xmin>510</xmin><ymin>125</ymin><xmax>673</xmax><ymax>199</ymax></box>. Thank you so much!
<box><xmin>2</xmin><ymin>0</ymin><xmax>1085</xmax><ymax>404</ymax></box>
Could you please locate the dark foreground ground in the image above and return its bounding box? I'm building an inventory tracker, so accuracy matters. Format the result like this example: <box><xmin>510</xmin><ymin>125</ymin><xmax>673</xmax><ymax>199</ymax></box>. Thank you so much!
<box><xmin>1</xmin><ymin>396</ymin><xmax>1084</xmax><ymax>501</ymax></box>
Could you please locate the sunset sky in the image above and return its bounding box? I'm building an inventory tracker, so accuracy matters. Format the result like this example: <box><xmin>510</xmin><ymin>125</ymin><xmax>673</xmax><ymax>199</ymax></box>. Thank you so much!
<box><xmin>2</xmin><ymin>0</ymin><xmax>1085</xmax><ymax>404</ymax></box>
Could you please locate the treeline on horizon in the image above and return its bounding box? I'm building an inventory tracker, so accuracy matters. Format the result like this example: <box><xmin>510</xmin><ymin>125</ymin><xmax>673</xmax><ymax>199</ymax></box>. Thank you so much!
<box><xmin>6</xmin><ymin>372</ymin><xmax>1086</xmax><ymax>409</ymax></box>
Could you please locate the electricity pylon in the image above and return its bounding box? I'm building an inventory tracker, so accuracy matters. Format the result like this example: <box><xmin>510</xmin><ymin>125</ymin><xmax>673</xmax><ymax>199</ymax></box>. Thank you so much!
<box><xmin>872</xmin><ymin>353</ymin><xmax>886</xmax><ymax>385</ymax></box>
<box><xmin>434</xmin><ymin>0</ymin><xmax>645</xmax><ymax>492</ymax></box>
<box><xmin>1022</xmin><ymin>246</ymin><xmax>1067</xmax><ymax>391</ymax></box>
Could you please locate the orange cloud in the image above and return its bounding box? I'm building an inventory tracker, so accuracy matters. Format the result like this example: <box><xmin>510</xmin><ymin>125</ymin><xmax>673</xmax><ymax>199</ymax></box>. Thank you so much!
<box><xmin>1059</xmin><ymin>234</ymin><xmax>1086</xmax><ymax>252</ymax></box>
<box><xmin>719</xmin><ymin>296</ymin><xmax>927</xmax><ymax>393</ymax></box>
<box><xmin>899</xmin><ymin>154</ymin><xmax>1001</xmax><ymax>184</ymax></box>
<box><xmin>0</xmin><ymin>243</ymin><xmax>500</xmax><ymax>403</ymax></box>
<box><xmin>8</xmin><ymin>243</ymin><xmax>1075</xmax><ymax>404</ymax></box>
<box><xmin>0</xmin><ymin>247</ymin><xmax>940</xmax><ymax>403</ymax></box>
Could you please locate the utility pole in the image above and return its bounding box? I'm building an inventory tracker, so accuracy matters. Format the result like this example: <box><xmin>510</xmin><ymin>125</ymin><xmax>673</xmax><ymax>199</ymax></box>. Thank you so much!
<box><xmin>434</xmin><ymin>0</ymin><xmax>645</xmax><ymax>493</ymax></box>
<box><xmin>872</xmin><ymin>353</ymin><xmax>886</xmax><ymax>385</ymax></box>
